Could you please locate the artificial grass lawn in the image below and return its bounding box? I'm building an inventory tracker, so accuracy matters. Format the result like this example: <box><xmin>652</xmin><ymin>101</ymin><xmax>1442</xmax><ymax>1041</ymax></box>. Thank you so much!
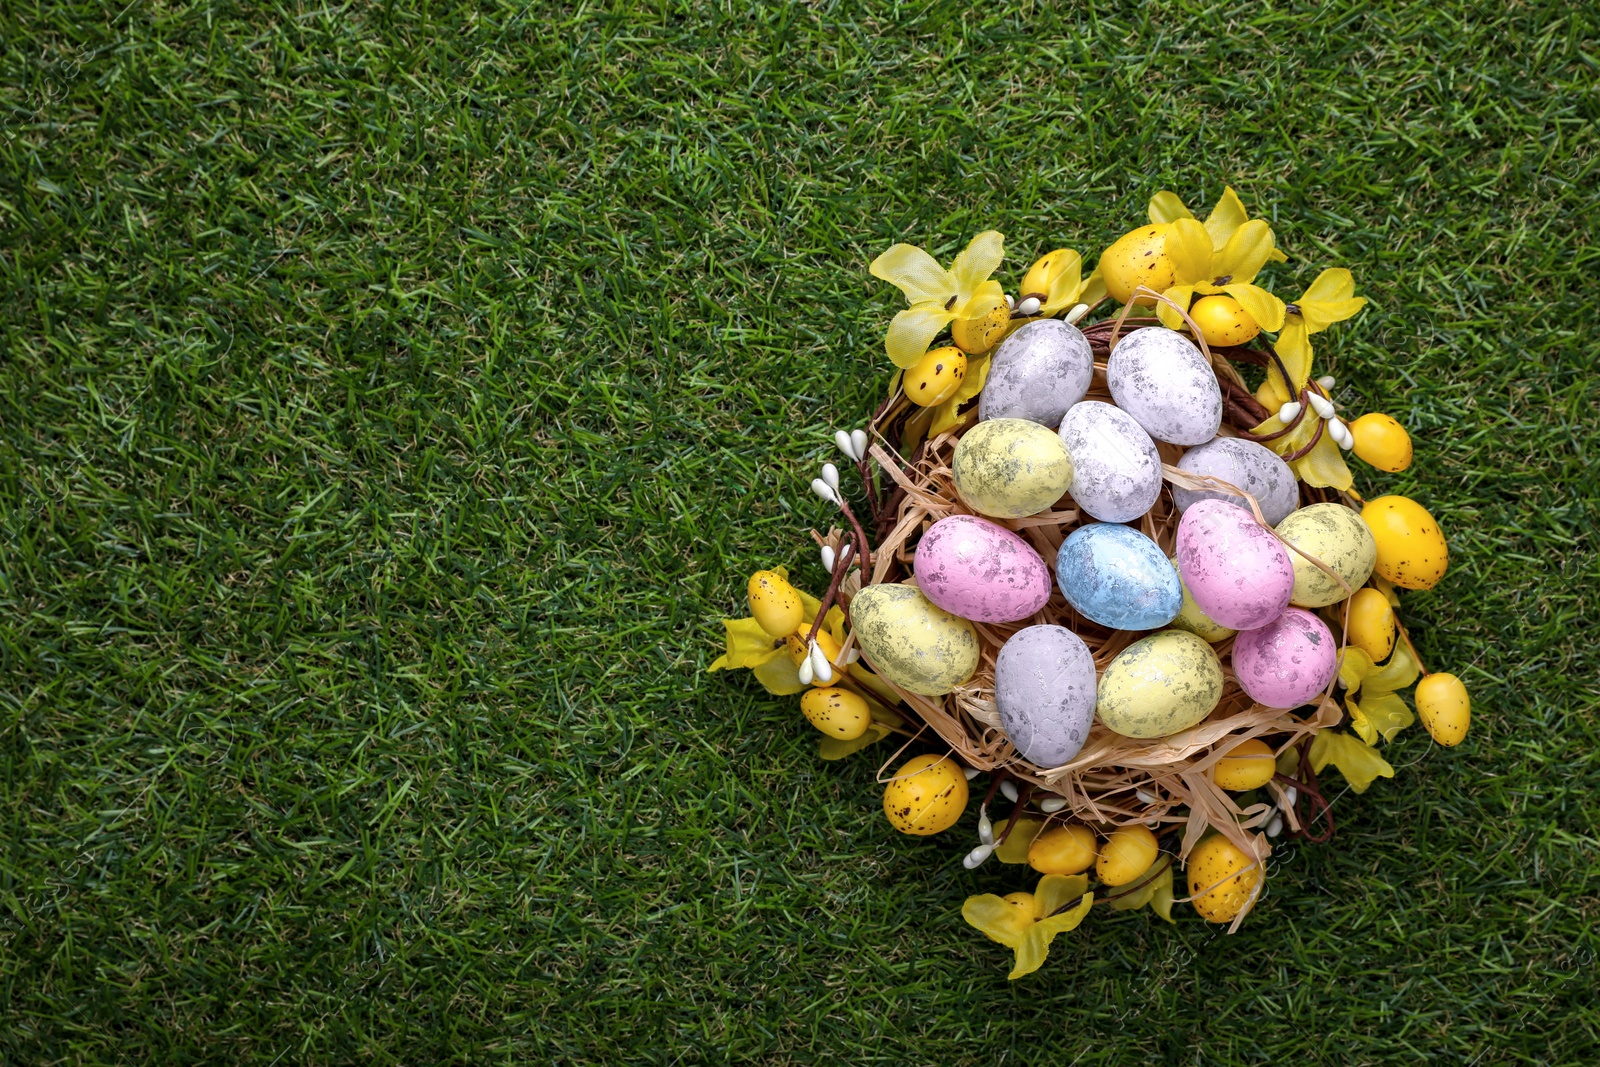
<box><xmin>3</xmin><ymin>1</ymin><xmax>1598</xmax><ymax>1062</ymax></box>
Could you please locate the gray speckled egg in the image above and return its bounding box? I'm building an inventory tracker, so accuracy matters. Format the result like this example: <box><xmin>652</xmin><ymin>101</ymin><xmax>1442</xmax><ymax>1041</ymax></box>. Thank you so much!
<box><xmin>1106</xmin><ymin>328</ymin><xmax>1222</xmax><ymax>445</ymax></box>
<box><xmin>978</xmin><ymin>319</ymin><xmax>1094</xmax><ymax>429</ymax></box>
<box><xmin>994</xmin><ymin>625</ymin><xmax>1098</xmax><ymax>767</ymax></box>
<box><xmin>1057</xmin><ymin>401</ymin><xmax>1162</xmax><ymax>522</ymax></box>
<box><xmin>1172</xmin><ymin>436</ymin><xmax>1300</xmax><ymax>526</ymax></box>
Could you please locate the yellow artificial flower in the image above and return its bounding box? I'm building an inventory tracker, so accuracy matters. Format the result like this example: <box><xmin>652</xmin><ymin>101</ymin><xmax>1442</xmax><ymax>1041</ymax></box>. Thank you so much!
<box><xmin>1153</xmin><ymin>217</ymin><xmax>1286</xmax><ymax>337</ymax></box>
<box><xmin>962</xmin><ymin>874</ymin><xmax>1094</xmax><ymax>979</ymax></box>
<box><xmin>1337</xmin><ymin>641</ymin><xmax>1420</xmax><ymax>746</ymax></box>
<box><xmin>1247</xmin><ymin>269</ymin><xmax>1369</xmax><ymax>490</ymax></box>
<box><xmin>1147</xmin><ymin>186</ymin><xmax>1289</xmax><ymax>264</ymax></box>
<box><xmin>1308</xmin><ymin>730</ymin><xmax>1395</xmax><ymax>794</ymax></box>
<box><xmin>1018</xmin><ymin>248</ymin><xmax>1108</xmax><ymax>319</ymax></box>
<box><xmin>870</xmin><ymin>232</ymin><xmax>1009</xmax><ymax>368</ymax></box>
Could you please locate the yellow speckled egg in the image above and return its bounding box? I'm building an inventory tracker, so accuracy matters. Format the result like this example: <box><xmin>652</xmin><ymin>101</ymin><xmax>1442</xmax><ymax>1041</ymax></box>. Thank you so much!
<box><xmin>1349</xmin><ymin>412</ymin><xmax>1413</xmax><ymax>472</ymax></box>
<box><xmin>905</xmin><ymin>345</ymin><xmax>967</xmax><ymax>408</ymax></box>
<box><xmin>1167</xmin><ymin>555</ymin><xmax>1237</xmax><ymax>643</ymax></box>
<box><xmin>849</xmin><ymin>583</ymin><xmax>979</xmax><ymax>696</ymax></box>
<box><xmin>1028</xmin><ymin>824</ymin><xmax>1098</xmax><ymax>876</ymax></box>
<box><xmin>1275</xmin><ymin>503</ymin><xmax>1377</xmax><ymax>608</ymax></box>
<box><xmin>1416</xmin><ymin>673</ymin><xmax>1470</xmax><ymax>746</ymax></box>
<box><xmin>1096</xmin><ymin>825</ymin><xmax>1158</xmax><ymax>886</ymax></box>
<box><xmin>882</xmin><ymin>754</ymin><xmax>969</xmax><ymax>835</ymax></box>
<box><xmin>1097</xmin><ymin>631</ymin><xmax>1224</xmax><ymax>739</ymax></box>
<box><xmin>1361</xmin><ymin>495</ymin><xmax>1449</xmax><ymax>590</ymax></box>
<box><xmin>747</xmin><ymin>570</ymin><xmax>803</xmax><ymax>638</ymax></box>
<box><xmin>1100</xmin><ymin>224</ymin><xmax>1174</xmax><ymax>304</ymax></box>
<box><xmin>1186</xmin><ymin>834</ymin><xmax>1262</xmax><ymax>923</ymax></box>
<box><xmin>1188</xmin><ymin>294</ymin><xmax>1260</xmax><ymax>348</ymax></box>
<box><xmin>800</xmin><ymin>687</ymin><xmax>870</xmax><ymax>740</ymax></box>
<box><xmin>952</xmin><ymin>418</ymin><xmax>1074</xmax><ymax>519</ymax></box>
<box><xmin>1345</xmin><ymin>587</ymin><xmax>1396</xmax><ymax>661</ymax></box>
<box><xmin>1211</xmin><ymin>738</ymin><xmax>1277</xmax><ymax>791</ymax></box>
<box><xmin>951</xmin><ymin>302</ymin><xmax>1011</xmax><ymax>355</ymax></box>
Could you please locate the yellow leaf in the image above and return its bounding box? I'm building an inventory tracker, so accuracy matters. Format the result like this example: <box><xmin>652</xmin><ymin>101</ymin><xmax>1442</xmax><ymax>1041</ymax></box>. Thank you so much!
<box><xmin>994</xmin><ymin>817</ymin><xmax>1046</xmax><ymax>864</ymax></box>
<box><xmin>870</xmin><ymin>243</ymin><xmax>955</xmax><ymax>305</ymax></box>
<box><xmin>818</xmin><ymin>721</ymin><xmax>890</xmax><ymax>760</ymax></box>
<box><xmin>1009</xmin><ymin>892</ymin><xmax>1093</xmax><ymax>979</ymax></box>
<box><xmin>1309</xmin><ymin>730</ymin><xmax>1394</xmax><ymax>793</ymax></box>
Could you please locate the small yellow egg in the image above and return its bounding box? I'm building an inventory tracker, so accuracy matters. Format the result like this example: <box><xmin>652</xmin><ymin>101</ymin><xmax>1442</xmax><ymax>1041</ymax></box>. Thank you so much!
<box><xmin>1345</xmin><ymin>587</ymin><xmax>1397</xmax><ymax>661</ymax></box>
<box><xmin>1095</xmin><ymin>824</ymin><xmax>1159</xmax><ymax>887</ymax></box>
<box><xmin>1349</xmin><ymin>413</ymin><xmax>1413</xmax><ymax>472</ymax></box>
<box><xmin>1416</xmin><ymin>673</ymin><xmax>1470</xmax><ymax>746</ymax></box>
<box><xmin>785</xmin><ymin>628</ymin><xmax>844</xmax><ymax>687</ymax></box>
<box><xmin>799</xmin><ymin>687</ymin><xmax>870</xmax><ymax>740</ymax></box>
<box><xmin>1211</xmin><ymin>738</ymin><xmax>1278</xmax><ymax>792</ymax></box>
<box><xmin>882</xmin><ymin>754</ymin><xmax>969</xmax><ymax>835</ymax></box>
<box><xmin>1167</xmin><ymin>555</ymin><xmax>1237</xmax><ymax>643</ymax></box>
<box><xmin>1188</xmin><ymin>294</ymin><xmax>1260</xmax><ymax>348</ymax></box>
<box><xmin>747</xmin><ymin>570</ymin><xmax>803</xmax><ymax>638</ymax></box>
<box><xmin>904</xmin><ymin>345</ymin><xmax>967</xmax><ymax>407</ymax></box>
<box><xmin>1020</xmin><ymin>249</ymin><xmax>1073</xmax><ymax>303</ymax></box>
<box><xmin>1186</xmin><ymin>834</ymin><xmax>1263</xmax><ymax>923</ymax></box>
<box><xmin>951</xmin><ymin>302</ymin><xmax>1010</xmax><ymax>354</ymax></box>
<box><xmin>1100</xmin><ymin>224</ymin><xmax>1174</xmax><ymax>304</ymax></box>
<box><xmin>1027</xmin><ymin>824</ymin><xmax>1098</xmax><ymax>876</ymax></box>
<box><xmin>1361</xmin><ymin>495</ymin><xmax>1449</xmax><ymax>590</ymax></box>
<box><xmin>1001</xmin><ymin>891</ymin><xmax>1041</xmax><ymax>930</ymax></box>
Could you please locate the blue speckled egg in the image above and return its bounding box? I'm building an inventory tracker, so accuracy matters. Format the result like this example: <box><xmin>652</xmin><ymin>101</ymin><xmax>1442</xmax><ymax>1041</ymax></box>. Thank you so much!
<box><xmin>1055</xmin><ymin>523</ymin><xmax>1182</xmax><ymax>631</ymax></box>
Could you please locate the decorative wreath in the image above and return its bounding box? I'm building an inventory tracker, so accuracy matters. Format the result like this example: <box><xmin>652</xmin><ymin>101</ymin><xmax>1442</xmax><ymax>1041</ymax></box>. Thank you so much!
<box><xmin>710</xmin><ymin>188</ymin><xmax>1469</xmax><ymax>978</ymax></box>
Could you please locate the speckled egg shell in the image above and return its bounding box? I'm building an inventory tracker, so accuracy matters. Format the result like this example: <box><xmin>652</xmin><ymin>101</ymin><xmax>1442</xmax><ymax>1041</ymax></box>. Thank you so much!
<box><xmin>994</xmin><ymin>625</ymin><xmax>1098</xmax><ymax>767</ymax></box>
<box><xmin>849</xmin><ymin>583</ymin><xmax>980</xmax><ymax>697</ymax></box>
<box><xmin>1057</xmin><ymin>401</ymin><xmax>1162</xmax><ymax>523</ymax></box>
<box><xmin>1096</xmin><ymin>630</ymin><xmax>1224</xmax><ymax>739</ymax></box>
<box><xmin>978</xmin><ymin>319</ymin><xmax>1094</xmax><ymax>429</ymax></box>
<box><xmin>914</xmin><ymin>515</ymin><xmax>1052</xmax><ymax>624</ymax></box>
<box><xmin>1275</xmin><ymin>503</ymin><xmax>1377</xmax><ymax>608</ymax></box>
<box><xmin>1172</xmin><ymin>436</ymin><xmax>1300</xmax><ymax>527</ymax></box>
<box><xmin>1232</xmin><ymin>607</ymin><xmax>1338</xmax><ymax>708</ymax></box>
<box><xmin>952</xmin><ymin>418</ymin><xmax>1075</xmax><ymax>519</ymax></box>
<box><xmin>1175</xmin><ymin>499</ymin><xmax>1295</xmax><ymax>630</ymax></box>
<box><xmin>1056</xmin><ymin>522</ymin><xmax>1182</xmax><ymax>631</ymax></box>
<box><xmin>1105</xmin><ymin>328</ymin><xmax>1223</xmax><ymax>445</ymax></box>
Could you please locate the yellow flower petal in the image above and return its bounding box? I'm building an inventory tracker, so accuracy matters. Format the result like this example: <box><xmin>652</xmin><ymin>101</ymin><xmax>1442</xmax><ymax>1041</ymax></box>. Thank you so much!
<box><xmin>1291</xmin><ymin>431</ymin><xmax>1354</xmax><ymax>491</ymax></box>
<box><xmin>709</xmin><ymin>617</ymin><xmax>786</xmax><ymax>671</ymax></box>
<box><xmin>1163</xmin><ymin>218</ymin><xmax>1214</xmax><ymax>286</ymax></box>
<box><xmin>1038</xmin><ymin>250</ymin><xmax>1084</xmax><ymax>317</ymax></box>
<box><xmin>1347</xmin><ymin>699</ymin><xmax>1378</xmax><ymax>745</ymax></box>
<box><xmin>1362</xmin><ymin>643</ymin><xmax>1420</xmax><ymax>697</ymax></box>
<box><xmin>751</xmin><ymin>653</ymin><xmax>806</xmax><ymax>695</ymax></box>
<box><xmin>1213</xmin><ymin>220</ymin><xmax>1277</xmax><ymax>285</ymax></box>
<box><xmin>1203</xmin><ymin>186</ymin><xmax>1250</xmax><ymax>249</ymax></box>
<box><xmin>1033</xmin><ymin>874</ymin><xmax>1091</xmax><ymax>917</ymax></box>
<box><xmin>1255</xmin><ymin>375</ymin><xmax>1292</xmax><ymax>412</ymax></box>
<box><xmin>1309</xmin><ymin>731</ymin><xmax>1395</xmax><ymax>793</ymax></box>
<box><xmin>1273</xmin><ymin>319</ymin><xmax>1314</xmax><ymax>393</ymax></box>
<box><xmin>870</xmin><ymin>243</ymin><xmax>954</xmax><ymax>305</ymax></box>
<box><xmin>1221</xmin><ymin>282</ymin><xmax>1286</xmax><ymax>333</ymax></box>
<box><xmin>1300</xmin><ymin>267</ymin><xmax>1356</xmax><ymax>306</ymax></box>
<box><xmin>1338</xmin><ymin>647</ymin><xmax>1376</xmax><ymax>692</ymax></box>
<box><xmin>818</xmin><ymin>721</ymin><xmax>890</xmax><ymax>760</ymax></box>
<box><xmin>886</xmin><ymin>303</ymin><xmax>955</xmax><ymax>368</ymax></box>
<box><xmin>1147</xmin><ymin>862</ymin><xmax>1176</xmax><ymax>923</ymax></box>
<box><xmin>1352</xmin><ymin>691</ymin><xmax>1415</xmax><ymax>742</ymax></box>
<box><xmin>962</xmin><ymin>893</ymin><xmax>1033</xmax><ymax>950</ymax></box>
<box><xmin>1078</xmin><ymin>268</ymin><xmax>1107</xmax><ymax>306</ymax></box>
<box><xmin>929</xmin><ymin>354</ymin><xmax>991</xmax><ymax>435</ymax></box>
<box><xmin>1300</xmin><ymin>296</ymin><xmax>1368</xmax><ymax>335</ymax></box>
<box><xmin>1009</xmin><ymin>892</ymin><xmax>1093</xmax><ymax>979</ymax></box>
<box><xmin>1147</xmin><ymin>190</ymin><xmax>1194</xmax><ymax>225</ymax></box>
<box><xmin>1156</xmin><ymin>285</ymin><xmax>1196</xmax><ymax>330</ymax></box>
<box><xmin>995</xmin><ymin>818</ymin><xmax>1047</xmax><ymax>864</ymax></box>
<box><xmin>950</xmin><ymin>231</ymin><xmax>1005</xmax><ymax>301</ymax></box>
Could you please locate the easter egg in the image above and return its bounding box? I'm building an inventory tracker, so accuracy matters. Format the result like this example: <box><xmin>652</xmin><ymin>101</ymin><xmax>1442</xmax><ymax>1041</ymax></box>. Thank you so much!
<box><xmin>1056</xmin><ymin>523</ymin><xmax>1182</xmax><ymax>631</ymax></box>
<box><xmin>1212</xmin><ymin>738</ymin><xmax>1277</xmax><ymax>791</ymax></box>
<box><xmin>1189</xmin><ymin>294</ymin><xmax>1260</xmax><ymax>347</ymax></box>
<box><xmin>1096</xmin><ymin>825</ymin><xmax>1159</xmax><ymax>886</ymax></box>
<box><xmin>1186</xmin><ymin>834</ymin><xmax>1262</xmax><ymax>923</ymax></box>
<box><xmin>1349</xmin><ymin>413</ymin><xmax>1413</xmax><ymax>472</ymax></box>
<box><xmin>1361</xmin><ymin>495</ymin><xmax>1449</xmax><ymax>590</ymax></box>
<box><xmin>747</xmin><ymin>570</ymin><xmax>803</xmax><ymax>639</ymax></box>
<box><xmin>849</xmin><ymin>583</ymin><xmax>980</xmax><ymax>696</ymax></box>
<box><xmin>799</xmin><ymin>687</ymin><xmax>870</xmax><ymax>740</ymax></box>
<box><xmin>882</xmin><ymin>754</ymin><xmax>969</xmax><ymax>835</ymax></box>
<box><xmin>1028</xmin><ymin>824</ymin><xmax>1098</xmax><ymax>876</ymax></box>
<box><xmin>1166</xmin><ymin>555</ymin><xmax>1236</xmax><ymax>643</ymax></box>
<box><xmin>978</xmin><ymin>319</ymin><xmax>1094</xmax><ymax>429</ymax></box>
<box><xmin>1105</xmin><ymin>328</ymin><xmax>1223</xmax><ymax>446</ymax></box>
<box><xmin>1097</xmin><ymin>631</ymin><xmax>1224</xmax><ymax>738</ymax></box>
<box><xmin>951</xmin><ymin>302</ymin><xmax>1010</xmax><ymax>355</ymax></box>
<box><xmin>1416</xmin><ymin>673</ymin><xmax>1470</xmax><ymax>746</ymax></box>
<box><xmin>993</xmin><ymin>625</ymin><xmax>1098</xmax><ymax>767</ymax></box>
<box><xmin>914</xmin><ymin>515</ymin><xmax>1052</xmax><ymax>624</ymax></box>
<box><xmin>1275</xmin><ymin>503</ymin><xmax>1377</xmax><ymax>608</ymax></box>
<box><xmin>952</xmin><ymin>418</ymin><xmax>1075</xmax><ymax>519</ymax></box>
<box><xmin>1100</xmin><ymin>224</ymin><xmax>1175</xmax><ymax>304</ymax></box>
<box><xmin>1057</xmin><ymin>401</ymin><xmax>1163</xmax><ymax>522</ymax></box>
<box><xmin>1176</xmin><ymin>499</ymin><xmax>1295</xmax><ymax>630</ymax></box>
<box><xmin>904</xmin><ymin>345</ymin><xmax>967</xmax><ymax>407</ymax></box>
<box><xmin>1345</xmin><ymin>587</ymin><xmax>1397</xmax><ymax>661</ymax></box>
<box><xmin>1231</xmin><ymin>607</ymin><xmax>1338</xmax><ymax>708</ymax></box>
<box><xmin>1172</xmin><ymin>436</ymin><xmax>1299</xmax><ymax>527</ymax></box>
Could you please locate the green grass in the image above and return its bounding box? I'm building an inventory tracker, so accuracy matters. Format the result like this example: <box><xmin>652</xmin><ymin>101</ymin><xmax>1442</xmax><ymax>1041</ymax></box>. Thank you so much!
<box><xmin>2</xmin><ymin>1</ymin><xmax>1598</xmax><ymax>1062</ymax></box>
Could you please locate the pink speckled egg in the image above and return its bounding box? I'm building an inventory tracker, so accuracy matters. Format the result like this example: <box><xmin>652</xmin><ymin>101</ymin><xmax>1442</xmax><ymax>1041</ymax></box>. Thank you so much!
<box><xmin>1175</xmin><ymin>499</ymin><xmax>1294</xmax><ymax>630</ymax></box>
<box><xmin>1232</xmin><ymin>607</ymin><xmax>1338</xmax><ymax>708</ymax></box>
<box><xmin>913</xmin><ymin>514</ymin><xmax>1052</xmax><ymax>624</ymax></box>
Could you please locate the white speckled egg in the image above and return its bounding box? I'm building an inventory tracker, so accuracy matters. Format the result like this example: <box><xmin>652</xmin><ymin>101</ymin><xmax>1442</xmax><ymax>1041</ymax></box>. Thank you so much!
<box><xmin>952</xmin><ymin>418</ymin><xmax>1075</xmax><ymax>519</ymax></box>
<box><xmin>978</xmin><ymin>319</ymin><xmax>1094</xmax><ymax>429</ymax></box>
<box><xmin>1105</xmin><ymin>328</ymin><xmax>1223</xmax><ymax>445</ymax></box>
<box><xmin>914</xmin><ymin>515</ymin><xmax>1052</xmax><ymax>624</ymax></box>
<box><xmin>1274</xmin><ymin>503</ymin><xmax>1377</xmax><ymax>608</ymax></box>
<box><xmin>849</xmin><ymin>583</ymin><xmax>979</xmax><ymax>696</ymax></box>
<box><xmin>1172</xmin><ymin>436</ymin><xmax>1300</xmax><ymax>527</ymax></box>
<box><xmin>994</xmin><ymin>625</ymin><xmax>1098</xmax><ymax>767</ymax></box>
<box><xmin>1057</xmin><ymin>401</ymin><xmax>1162</xmax><ymax>522</ymax></box>
<box><xmin>1096</xmin><ymin>630</ymin><xmax>1224</xmax><ymax>739</ymax></box>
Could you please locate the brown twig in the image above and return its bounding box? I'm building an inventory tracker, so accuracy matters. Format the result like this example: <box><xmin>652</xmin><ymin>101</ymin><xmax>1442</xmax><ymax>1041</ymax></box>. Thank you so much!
<box><xmin>995</xmin><ymin>783</ymin><xmax>1036</xmax><ymax>846</ymax></box>
<box><xmin>804</xmin><ymin>542</ymin><xmax>855</xmax><ymax>646</ymax></box>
